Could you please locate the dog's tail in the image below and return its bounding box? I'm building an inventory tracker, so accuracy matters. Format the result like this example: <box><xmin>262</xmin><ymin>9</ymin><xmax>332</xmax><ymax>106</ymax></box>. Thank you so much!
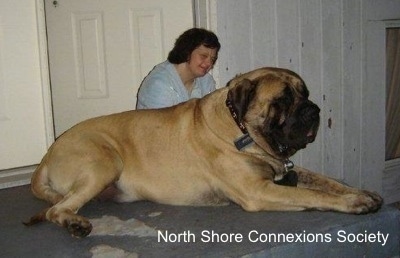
<box><xmin>23</xmin><ymin>207</ymin><xmax>49</xmax><ymax>226</ymax></box>
<box><xmin>24</xmin><ymin>155</ymin><xmax>63</xmax><ymax>226</ymax></box>
<box><xmin>30</xmin><ymin>154</ymin><xmax>63</xmax><ymax>205</ymax></box>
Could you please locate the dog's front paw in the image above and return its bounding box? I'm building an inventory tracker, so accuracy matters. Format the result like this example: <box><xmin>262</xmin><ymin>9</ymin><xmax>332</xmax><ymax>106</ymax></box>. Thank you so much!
<box><xmin>342</xmin><ymin>191</ymin><xmax>383</xmax><ymax>214</ymax></box>
<box><xmin>67</xmin><ymin>220</ymin><xmax>93</xmax><ymax>238</ymax></box>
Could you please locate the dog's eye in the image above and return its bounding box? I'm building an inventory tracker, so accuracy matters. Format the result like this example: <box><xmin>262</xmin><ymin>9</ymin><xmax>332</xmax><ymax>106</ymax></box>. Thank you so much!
<box><xmin>273</xmin><ymin>88</ymin><xmax>294</xmax><ymax>110</ymax></box>
<box><xmin>272</xmin><ymin>98</ymin><xmax>291</xmax><ymax>114</ymax></box>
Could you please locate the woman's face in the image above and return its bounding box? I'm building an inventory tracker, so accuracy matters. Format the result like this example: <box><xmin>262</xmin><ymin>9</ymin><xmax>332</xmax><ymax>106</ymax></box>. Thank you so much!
<box><xmin>187</xmin><ymin>45</ymin><xmax>218</xmax><ymax>78</ymax></box>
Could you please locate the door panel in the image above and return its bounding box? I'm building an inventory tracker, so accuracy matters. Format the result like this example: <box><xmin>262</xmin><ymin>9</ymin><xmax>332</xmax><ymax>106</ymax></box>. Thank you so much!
<box><xmin>0</xmin><ymin>0</ymin><xmax>48</xmax><ymax>169</ymax></box>
<box><xmin>46</xmin><ymin>0</ymin><xmax>193</xmax><ymax>136</ymax></box>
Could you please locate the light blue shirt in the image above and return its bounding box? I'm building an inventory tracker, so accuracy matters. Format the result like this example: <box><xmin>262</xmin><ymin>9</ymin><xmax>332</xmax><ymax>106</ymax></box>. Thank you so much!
<box><xmin>136</xmin><ymin>61</ymin><xmax>216</xmax><ymax>109</ymax></box>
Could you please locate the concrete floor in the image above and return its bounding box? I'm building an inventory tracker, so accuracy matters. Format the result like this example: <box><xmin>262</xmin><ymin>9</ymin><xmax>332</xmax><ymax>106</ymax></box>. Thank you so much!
<box><xmin>1</xmin><ymin>185</ymin><xmax>399</xmax><ymax>258</ymax></box>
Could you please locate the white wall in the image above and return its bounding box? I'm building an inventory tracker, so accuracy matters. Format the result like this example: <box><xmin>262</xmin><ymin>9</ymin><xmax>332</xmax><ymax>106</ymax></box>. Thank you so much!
<box><xmin>209</xmin><ymin>0</ymin><xmax>400</xmax><ymax>197</ymax></box>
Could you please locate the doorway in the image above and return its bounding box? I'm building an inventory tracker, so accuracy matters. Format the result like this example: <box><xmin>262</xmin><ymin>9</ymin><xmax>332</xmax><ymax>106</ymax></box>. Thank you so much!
<box><xmin>383</xmin><ymin>22</ymin><xmax>400</xmax><ymax>204</ymax></box>
<box><xmin>45</xmin><ymin>0</ymin><xmax>194</xmax><ymax>136</ymax></box>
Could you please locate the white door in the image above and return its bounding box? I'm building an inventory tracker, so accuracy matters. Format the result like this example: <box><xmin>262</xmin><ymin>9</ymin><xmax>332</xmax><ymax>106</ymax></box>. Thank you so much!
<box><xmin>0</xmin><ymin>1</ymin><xmax>49</xmax><ymax>170</ymax></box>
<box><xmin>46</xmin><ymin>0</ymin><xmax>194</xmax><ymax>136</ymax></box>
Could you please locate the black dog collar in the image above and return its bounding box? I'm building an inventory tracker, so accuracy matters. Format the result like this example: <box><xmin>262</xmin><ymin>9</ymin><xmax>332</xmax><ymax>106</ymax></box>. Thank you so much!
<box><xmin>225</xmin><ymin>98</ymin><xmax>254</xmax><ymax>150</ymax></box>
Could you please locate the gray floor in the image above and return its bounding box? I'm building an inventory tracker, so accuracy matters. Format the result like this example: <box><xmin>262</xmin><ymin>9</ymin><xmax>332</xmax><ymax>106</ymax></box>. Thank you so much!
<box><xmin>1</xmin><ymin>185</ymin><xmax>399</xmax><ymax>258</ymax></box>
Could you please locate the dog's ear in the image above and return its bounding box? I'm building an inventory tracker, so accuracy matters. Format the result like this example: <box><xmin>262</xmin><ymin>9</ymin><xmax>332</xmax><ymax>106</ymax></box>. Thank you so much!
<box><xmin>227</xmin><ymin>79</ymin><xmax>257</xmax><ymax>122</ymax></box>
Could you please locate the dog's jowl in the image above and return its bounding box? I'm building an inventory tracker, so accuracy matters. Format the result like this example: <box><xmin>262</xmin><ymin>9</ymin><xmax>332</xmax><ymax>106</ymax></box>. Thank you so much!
<box><xmin>24</xmin><ymin>67</ymin><xmax>382</xmax><ymax>238</ymax></box>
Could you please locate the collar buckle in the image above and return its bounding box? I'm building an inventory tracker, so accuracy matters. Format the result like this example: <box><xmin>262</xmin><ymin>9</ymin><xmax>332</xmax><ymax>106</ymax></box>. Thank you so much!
<box><xmin>283</xmin><ymin>159</ymin><xmax>294</xmax><ymax>174</ymax></box>
<box><xmin>278</xmin><ymin>143</ymin><xmax>294</xmax><ymax>174</ymax></box>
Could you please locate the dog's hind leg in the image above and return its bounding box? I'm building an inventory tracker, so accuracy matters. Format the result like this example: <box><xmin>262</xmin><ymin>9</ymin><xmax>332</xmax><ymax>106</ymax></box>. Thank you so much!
<box><xmin>42</xmin><ymin>171</ymin><xmax>117</xmax><ymax>238</ymax></box>
<box><xmin>30</xmin><ymin>160</ymin><xmax>64</xmax><ymax>205</ymax></box>
<box><xmin>24</xmin><ymin>186</ymin><xmax>95</xmax><ymax>237</ymax></box>
<box><xmin>27</xmin><ymin>154</ymin><xmax>122</xmax><ymax>237</ymax></box>
<box><xmin>45</xmin><ymin>183</ymin><xmax>98</xmax><ymax>237</ymax></box>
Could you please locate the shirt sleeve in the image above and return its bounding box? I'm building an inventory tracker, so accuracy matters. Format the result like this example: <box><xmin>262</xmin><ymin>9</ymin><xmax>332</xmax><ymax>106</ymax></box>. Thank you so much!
<box><xmin>136</xmin><ymin>77</ymin><xmax>177</xmax><ymax>109</ymax></box>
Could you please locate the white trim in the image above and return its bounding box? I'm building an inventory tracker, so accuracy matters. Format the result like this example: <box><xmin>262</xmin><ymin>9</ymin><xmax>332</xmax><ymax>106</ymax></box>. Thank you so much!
<box><xmin>194</xmin><ymin>0</ymin><xmax>217</xmax><ymax>31</ymax></box>
<box><xmin>383</xmin><ymin>158</ymin><xmax>400</xmax><ymax>204</ymax></box>
<box><xmin>36</xmin><ymin>0</ymin><xmax>55</xmax><ymax>147</ymax></box>
<box><xmin>385</xmin><ymin>158</ymin><xmax>400</xmax><ymax>170</ymax></box>
<box><xmin>386</xmin><ymin>21</ymin><xmax>400</xmax><ymax>28</ymax></box>
<box><xmin>193</xmin><ymin>0</ymin><xmax>221</xmax><ymax>87</ymax></box>
<box><xmin>0</xmin><ymin>166</ymin><xmax>36</xmax><ymax>189</ymax></box>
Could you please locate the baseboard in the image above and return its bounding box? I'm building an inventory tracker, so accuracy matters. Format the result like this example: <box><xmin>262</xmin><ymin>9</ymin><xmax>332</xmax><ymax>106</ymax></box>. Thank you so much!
<box><xmin>383</xmin><ymin>158</ymin><xmax>400</xmax><ymax>204</ymax></box>
<box><xmin>0</xmin><ymin>165</ymin><xmax>36</xmax><ymax>189</ymax></box>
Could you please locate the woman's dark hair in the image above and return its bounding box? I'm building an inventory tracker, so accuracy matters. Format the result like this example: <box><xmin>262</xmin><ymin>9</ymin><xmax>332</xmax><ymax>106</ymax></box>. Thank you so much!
<box><xmin>168</xmin><ymin>28</ymin><xmax>221</xmax><ymax>64</ymax></box>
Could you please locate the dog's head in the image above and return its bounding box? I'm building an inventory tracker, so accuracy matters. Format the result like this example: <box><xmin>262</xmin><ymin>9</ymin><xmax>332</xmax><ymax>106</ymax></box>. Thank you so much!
<box><xmin>226</xmin><ymin>67</ymin><xmax>320</xmax><ymax>158</ymax></box>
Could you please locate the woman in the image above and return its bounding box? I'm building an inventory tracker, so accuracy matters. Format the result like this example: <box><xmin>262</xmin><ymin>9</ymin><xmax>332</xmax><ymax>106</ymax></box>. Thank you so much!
<box><xmin>136</xmin><ymin>28</ymin><xmax>221</xmax><ymax>109</ymax></box>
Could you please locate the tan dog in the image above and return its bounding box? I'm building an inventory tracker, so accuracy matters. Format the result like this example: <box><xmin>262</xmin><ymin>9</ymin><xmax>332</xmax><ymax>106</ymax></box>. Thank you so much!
<box><xmin>25</xmin><ymin>67</ymin><xmax>382</xmax><ymax>237</ymax></box>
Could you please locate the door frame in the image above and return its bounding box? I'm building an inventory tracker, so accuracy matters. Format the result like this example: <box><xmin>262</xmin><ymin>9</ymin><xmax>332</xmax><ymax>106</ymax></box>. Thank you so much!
<box><xmin>0</xmin><ymin>0</ymin><xmax>54</xmax><ymax>188</ymax></box>
<box><xmin>362</xmin><ymin>0</ymin><xmax>400</xmax><ymax>203</ymax></box>
<box><xmin>382</xmin><ymin>20</ymin><xmax>400</xmax><ymax>204</ymax></box>
<box><xmin>193</xmin><ymin>0</ymin><xmax>220</xmax><ymax>85</ymax></box>
<box><xmin>36</xmin><ymin>0</ymin><xmax>55</xmax><ymax>147</ymax></box>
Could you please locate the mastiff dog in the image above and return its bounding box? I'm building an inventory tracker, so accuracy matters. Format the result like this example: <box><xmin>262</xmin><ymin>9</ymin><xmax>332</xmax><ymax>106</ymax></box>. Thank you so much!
<box><xmin>25</xmin><ymin>67</ymin><xmax>382</xmax><ymax>237</ymax></box>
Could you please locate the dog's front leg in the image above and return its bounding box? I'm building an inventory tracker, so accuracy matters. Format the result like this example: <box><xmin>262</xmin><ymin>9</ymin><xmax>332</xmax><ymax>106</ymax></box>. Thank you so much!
<box><xmin>293</xmin><ymin>167</ymin><xmax>383</xmax><ymax>213</ymax></box>
<box><xmin>228</xmin><ymin>175</ymin><xmax>382</xmax><ymax>214</ymax></box>
<box><xmin>294</xmin><ymin>166</ymin><xmax>358</xmax><ymax>194</ymax></box>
